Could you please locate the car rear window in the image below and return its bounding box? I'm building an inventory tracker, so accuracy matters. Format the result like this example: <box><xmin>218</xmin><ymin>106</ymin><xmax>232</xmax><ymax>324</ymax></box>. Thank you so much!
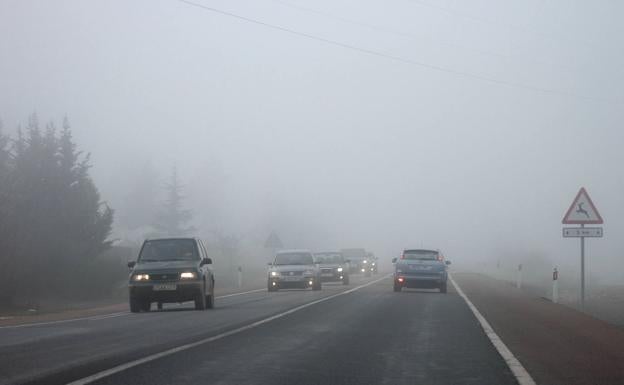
<box><xmin>139</xmin><ymin>239</ymin><xmax>199</xmax><ymax>262</ymax></box>
<box><xmin>402</xmin><ymin>250</ymin><xmax>439</xmax><ymax>260</ymax></box>
<box><xmin>314</xmin><ymin>253</ymin><xmax>344</xmax><ymax>264</ymax></box>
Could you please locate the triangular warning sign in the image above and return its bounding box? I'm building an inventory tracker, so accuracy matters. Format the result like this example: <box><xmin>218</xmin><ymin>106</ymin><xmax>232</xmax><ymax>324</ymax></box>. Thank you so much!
<box><xmin>562</xmin><ymin>187</ymin><xmax>603</xmax><ymax>224</ymax></box>
<box><xmin>264</xmin><ymin>231</ymin><xmax>283</xmax><ymax>249</ymax></box>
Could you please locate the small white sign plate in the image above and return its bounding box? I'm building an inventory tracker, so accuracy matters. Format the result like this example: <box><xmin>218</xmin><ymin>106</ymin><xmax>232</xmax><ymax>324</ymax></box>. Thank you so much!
<box><xmin>562</xmin><ymin>227</ymin><xmax>603</xmax><ymax>238</ymax></box>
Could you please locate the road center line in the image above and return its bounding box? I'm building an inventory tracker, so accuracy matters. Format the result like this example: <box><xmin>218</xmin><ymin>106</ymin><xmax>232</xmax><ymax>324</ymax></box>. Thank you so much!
<box><xmin>449</xmin><ymin>274</ymin><xmax>536</xmax><ymax>385</ymax></box>
<box><xmin>66</xmin><ymin>275</ymin><xmax>390</xmax><ymax>385</ymax></box>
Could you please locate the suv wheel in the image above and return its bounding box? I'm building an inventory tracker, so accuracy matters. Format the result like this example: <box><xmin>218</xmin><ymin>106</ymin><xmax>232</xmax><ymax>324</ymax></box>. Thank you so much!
<box><xmin>393</xmin><ymin>283</ymin><xmax>402</xmax><ymax>292</ymax></box>
<box><xmin>206</xmin><ymin>281</ymin><xmax>215</xmax><ymax>309</ymax></box>
<box><xmin>312</xmin><ymin>280</ymin><xmax>322</xmax><ymax>291</ymax></box>
<box><xmin>130</xmin><ymin>297</ymin><xmax>141</xmax><ymax>313</ymax></box>
<box><xmin>195</xmin><ymin>283</ymin><xmax>207</xmax><ymax>310</ymax></box>
<box><xmin>342</xmin><ymin>276</ymin><xmax>350</xmax><ymax>285</ymax></box>
<box><xmin>440</xmin><ymin>283</ymin><xmax>448</xmax><ymax>294</ymax></box>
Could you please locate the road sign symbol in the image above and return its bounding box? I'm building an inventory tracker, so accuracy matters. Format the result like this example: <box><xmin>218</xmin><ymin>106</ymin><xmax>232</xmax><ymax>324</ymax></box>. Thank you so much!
<box><xmin>562</xmin><ymin>187</ymin><xmax>603</xmax><ymax>224</ymax></box>
<box><xmin>562</xmin><ymin>227</ymin><xmax>603</xmax><ymax>238</ymax></box>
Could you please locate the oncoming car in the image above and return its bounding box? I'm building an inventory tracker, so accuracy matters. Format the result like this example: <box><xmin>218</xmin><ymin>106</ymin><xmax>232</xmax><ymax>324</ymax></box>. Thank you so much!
<box><xmin>392</xmin><ymin>249</ymin><xmax>450</xmax><ymax>293</ymax></box>
<box><xmin>314</xmin><ymin>251</ymin><xmax>350</xmax><ymax>285</ymax></box>
<box><xmin>127</xmin><ymin>238</ymin><xmax>215</xmax><ymax>312</ymax></box>
<box><xmin>268</xmin><ymin>250</ymin><xmax>322</xmax><ymax>291</ymax></box>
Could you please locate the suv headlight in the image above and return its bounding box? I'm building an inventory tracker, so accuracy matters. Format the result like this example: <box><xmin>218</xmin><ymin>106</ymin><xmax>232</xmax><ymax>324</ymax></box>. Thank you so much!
<box><xmin>363</xmin><ymin>260</ymin><xmax>368</xmax><ymax>264</ymax></box>
<box><xmin>270</xmin><ymin>271</ymin><xmax>280</xmax><ymax>277</ymax></box>
<box><xmin>132</xmin><ymin>274</ymin><xmax>150</xmax><ymax>281</ymax></box>
<box><xmin>180</xmin><ymin>272</ymin><xmax>197</xmax><ymax>279</ymax></box>
<box><xmin>336</xmin><ymin>267</ymin><xmax>343</xmax><ymax>272</ymax></box>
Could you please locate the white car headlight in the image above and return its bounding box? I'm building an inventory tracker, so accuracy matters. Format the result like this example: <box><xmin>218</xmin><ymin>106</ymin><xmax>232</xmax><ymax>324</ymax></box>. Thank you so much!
<box><xmin>336</xmin><ymin>267</ymin><xmax>343</xmax><ymax>272</ymax></box>
<box><xmin>180</xmin><ymin>272</ymin><xmax>197</xmax><ymax>279</ymax></box>
<box><xmin>133</xmin><ymin>274</ymin><xmax>150</xmax><ymax>281</ymax></box>
<box><xmin>270</xmin><ymin>271</ymin><xmax>279</xmax><ymax>277</ymax></box>
<box><xmin>371</xmin><ymin>262</ymin><xmax>376</xmax><ymax>266</ymax></box>
<box><xmin>363</xmin><ymin>260</ymin><xmax>368</xmax><ymax>264</ymax></box>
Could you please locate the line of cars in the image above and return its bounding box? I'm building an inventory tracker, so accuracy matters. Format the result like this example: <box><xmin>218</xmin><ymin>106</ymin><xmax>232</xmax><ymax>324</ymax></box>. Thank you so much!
<box><xmin>125</xmin><ymin>238</ymin><xmax>379</xmax><ymax>311</ymax></box>
<box><xmin>266</xmin><ymin>248</ymin><xmax>378</xmax><ymax>292</ymax></box>
<box><xmin>124</xmin><ymin>238</ymin><xmax>450</xmax><ymax>313</ymax></box>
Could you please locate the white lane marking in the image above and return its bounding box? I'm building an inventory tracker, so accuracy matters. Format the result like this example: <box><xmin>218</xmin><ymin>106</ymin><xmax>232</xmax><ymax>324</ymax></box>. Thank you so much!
<box><xmin>216</xmin><ymin>288</ymin><xmax>266</xmax><ymax>298</ymax></box>
<box><xmin>0</xmin><ymin>312</ymin><xmax>130</xmax><ymax>330</ymax></box>
<box><xmin>0</xmin><ymin>288</ymin><xmax>269</xmax><ymax>330</ymax></box>
<box><xmin>449</xmin><ymin>275</ymin><xmax>536</xmax><ymax>385</ymax></box>
<box><xmin>66</xmin><ymin>275</ymin><xmax>390</xmax><ymax>385</ymax></box>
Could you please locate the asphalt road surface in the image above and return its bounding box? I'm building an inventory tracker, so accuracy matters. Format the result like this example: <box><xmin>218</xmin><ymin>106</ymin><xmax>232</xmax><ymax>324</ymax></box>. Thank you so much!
<box><xmin>0</xmin><ymin>274</ymin><xmax>517</xmax><ymax>385</ymax></box>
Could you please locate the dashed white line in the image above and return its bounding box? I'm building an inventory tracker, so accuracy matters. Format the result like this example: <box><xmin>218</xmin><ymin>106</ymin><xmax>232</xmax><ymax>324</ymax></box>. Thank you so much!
<box><xmin>66</xmin><ymin>275</ymin><xmax>389</xmax><ymax>385</ymax></box>
<box><xmin>449</xmin><ymin>274</ymin><xmax>536</xmax><ymax>385</ymax></box>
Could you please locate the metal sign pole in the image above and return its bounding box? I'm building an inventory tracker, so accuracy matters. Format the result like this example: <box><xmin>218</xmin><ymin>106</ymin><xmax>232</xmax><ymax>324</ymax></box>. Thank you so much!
<box><xmin>580</xmin><ymin>223</ymin><xmax>585</xmax><ymax>309</ymax></box>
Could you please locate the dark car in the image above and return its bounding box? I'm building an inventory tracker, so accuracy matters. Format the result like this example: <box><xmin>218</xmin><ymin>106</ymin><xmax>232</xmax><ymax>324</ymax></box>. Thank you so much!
<box><xmin>268</xmin><ymin>249</ymin><xmax>322</xmax><ymax>291</ymax></box>
<box><xmin>392</xmin><ymin>249</ymin><xmax>450</xmax><ymax>293</ymax></box>
<box><xmin>314</xmin><ymin>251</ymin><xmax>350</xmax><ymax>285</ymax></box>
<box><xmin>340</xmin><ymin>248</ymin><xmax>369</xmax><ymax>275</ymax></box>
<box><xmin>128</xmin><ymin>238</ymin><xmax>216</xmax><ymax>312</ymax></box>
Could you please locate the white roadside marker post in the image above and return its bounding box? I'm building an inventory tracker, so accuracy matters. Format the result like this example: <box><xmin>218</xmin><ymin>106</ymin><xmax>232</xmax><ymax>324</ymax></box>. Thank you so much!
<box><xmin>552</xmin><ymin>267</ymin><xmax>559</xmax><ymax>304</ymax></box>
<box><xmin>516</xmin><ymin>263</ymin><xmax>522</xmax><ymax>289</ymax></box>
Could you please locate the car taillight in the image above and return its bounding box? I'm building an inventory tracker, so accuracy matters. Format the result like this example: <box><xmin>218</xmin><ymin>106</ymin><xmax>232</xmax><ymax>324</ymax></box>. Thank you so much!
<box><xmin>397</xmin><ymin>277</ymin><xmax>404</xmax><ymax>283</ymax></box>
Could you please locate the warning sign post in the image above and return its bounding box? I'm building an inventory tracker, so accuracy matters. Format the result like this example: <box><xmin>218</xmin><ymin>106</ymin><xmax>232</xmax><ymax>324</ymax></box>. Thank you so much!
<box><xmin>562</xmin><ymin>187</ymin><xmax>604</xmax><ymax>309</ymax></box>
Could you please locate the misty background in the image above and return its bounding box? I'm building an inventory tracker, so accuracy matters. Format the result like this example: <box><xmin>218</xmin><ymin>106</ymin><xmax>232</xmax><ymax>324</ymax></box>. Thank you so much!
<box><xmin>1</xmin><ymin>0</ymin><xmax>623</xmax><ymax>296</ymax></box>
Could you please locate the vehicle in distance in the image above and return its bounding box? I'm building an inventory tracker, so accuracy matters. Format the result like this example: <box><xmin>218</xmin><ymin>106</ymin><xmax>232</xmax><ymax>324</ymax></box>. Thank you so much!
<box><xmin>340</xmin><ymin>248</ymin><xmax>369</xmax><ymax>275</ymax></box>
<box><xmin>127</xmin><ymin>237</ymin><xmax>215</xmax><ymax>312</ymax></box>
<box><xmin>367</xmin><ymin>252</ymin><xmax>378</xmax><ymax>274</ymax></box>
<box><xmin>268</xmin><ymin>249</ymin><xmax>322</xmax><ymax>291</ymax></box>
<box><xmin>392</xmin><ymin>249</ymin><xmax>450</xmax><ymax>293</ymax></box>
<box><xmin>314</xmin><ymin>251</ymin><xmax>350</xmax><ymax>285</ymax></box>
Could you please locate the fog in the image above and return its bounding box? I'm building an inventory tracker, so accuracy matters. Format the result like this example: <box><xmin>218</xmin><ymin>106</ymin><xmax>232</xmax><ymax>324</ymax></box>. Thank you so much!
<box><xmin>2</xmin><ymin>0</ymin><xmax>623</xmax><ymax>284</ymax></box>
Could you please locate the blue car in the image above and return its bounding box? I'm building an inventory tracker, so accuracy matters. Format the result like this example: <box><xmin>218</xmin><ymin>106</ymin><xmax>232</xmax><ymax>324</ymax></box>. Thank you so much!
<box><xmin>392</xmin><ymin>249</ymin><xmax>451</xmax><ymax>293</ymax></box>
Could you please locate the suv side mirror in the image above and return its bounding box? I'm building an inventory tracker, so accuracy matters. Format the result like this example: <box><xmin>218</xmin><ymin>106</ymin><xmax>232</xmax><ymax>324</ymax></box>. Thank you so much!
<box><xmin>127</xmin><ymin>261</ymin><xmax>136</xmax><ymax>269</ymax></box>
<box><xmin>200</xmin><ymin>258</ymin><xmax>212</xmax><ymax>266</ymax></box>
<box><xmin>391</xmin><ymin>258</ymin><xmax>397</xmax><ymax>263</ymax></box>
<box><xmin>445</xmin><ymin>260</ymin><xmax>451</xmax><ymax>265</ymax></box>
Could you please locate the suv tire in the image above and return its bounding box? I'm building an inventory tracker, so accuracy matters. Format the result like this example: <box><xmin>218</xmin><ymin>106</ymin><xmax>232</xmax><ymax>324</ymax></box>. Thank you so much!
<box><xmin>130</xmin><ymin>297</ymin><xmax>141</xmax><ymax>313</ymax></box>
<box><xmin>440</xmin><ymin>283</ymin><xmax>447</xmax><ymax>294</ymax></box>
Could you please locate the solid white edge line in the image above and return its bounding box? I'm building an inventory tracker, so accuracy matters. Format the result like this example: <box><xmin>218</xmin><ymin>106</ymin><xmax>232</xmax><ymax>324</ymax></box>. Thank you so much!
<box><xmin>0</xmin><ymin>288</ymin><xmax>269</xmax><ymax>330</ymax></box>
<box><xmin>449</xmin><ymin>274</ymin><xmax>536</xmax><ymax>385</ymax></box>
<box><xmin>66</xmin><ymin>275</ymin><xmax>390</xmax><ymax>385</ymax></box>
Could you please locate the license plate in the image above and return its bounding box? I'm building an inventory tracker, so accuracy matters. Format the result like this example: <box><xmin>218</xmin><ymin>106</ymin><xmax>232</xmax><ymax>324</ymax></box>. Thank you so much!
<box><xmin>282</xmin><ymin>276</ymin><xmax>301</xmax><ymax>282</ymax></box>
<box><xmin>153</xmin><ymin>284</ymin><xmax>177</xmax><ymax>291</ymax></box>
<box><xmin>410</xmin><ymin>265</ymin><xmax>431</xmax><ymax>270</ymax></box>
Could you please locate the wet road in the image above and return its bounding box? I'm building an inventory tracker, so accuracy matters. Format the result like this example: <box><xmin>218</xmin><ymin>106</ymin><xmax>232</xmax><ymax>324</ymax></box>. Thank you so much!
<box><xmin>0</xmin><ymin>275</ymin><xmax>517</xmax><ymax>385</ymax></box>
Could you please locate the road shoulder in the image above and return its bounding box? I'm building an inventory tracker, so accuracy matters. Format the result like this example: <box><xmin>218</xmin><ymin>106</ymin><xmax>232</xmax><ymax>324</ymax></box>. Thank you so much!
<box><xmin>453</xmin><ymin>272</ymin><xmax>624</xmax><ymax>385</ymax></box>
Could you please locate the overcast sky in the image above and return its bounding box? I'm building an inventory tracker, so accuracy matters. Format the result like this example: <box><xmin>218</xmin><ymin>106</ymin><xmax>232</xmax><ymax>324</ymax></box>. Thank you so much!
<box><xmin>1</xmin><ymin>0</ymin><xmax>623</xmax><ymax>279</ymax></box>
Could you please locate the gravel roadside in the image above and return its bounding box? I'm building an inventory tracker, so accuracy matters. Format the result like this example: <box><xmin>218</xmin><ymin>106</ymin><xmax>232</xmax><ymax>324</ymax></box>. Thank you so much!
<box><xmin>453</xmin><ymin>272</ymin><xmax>624</xmax><ymax>385</ymax></box>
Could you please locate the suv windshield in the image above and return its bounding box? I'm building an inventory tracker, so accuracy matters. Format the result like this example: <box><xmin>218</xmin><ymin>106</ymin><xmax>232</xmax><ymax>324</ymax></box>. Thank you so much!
<box><xmin>315</xmin><ymin>253</ymin><xmax>344</xmax><ymax>264</ymax></box>
<box><xmin>139</xmin><ymin>239</ymin><xmax>199</xmax><ymax>262</ymax></box>
<box><xmin>402</xmin><ymin>250</ymin><xmax>439</xmax><ymax>261</ymax></box>
<box><xmin>274</xmin><ymin>252</ymin><xmax>314</xmax><ymax>265</ymax></box>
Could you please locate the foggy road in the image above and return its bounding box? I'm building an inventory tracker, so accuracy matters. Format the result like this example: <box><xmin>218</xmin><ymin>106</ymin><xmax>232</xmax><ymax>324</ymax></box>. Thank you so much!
<box><xmin>0</xmin><ymin>274</ymin><xmax>516</xmax><ymax>385</ymax></box>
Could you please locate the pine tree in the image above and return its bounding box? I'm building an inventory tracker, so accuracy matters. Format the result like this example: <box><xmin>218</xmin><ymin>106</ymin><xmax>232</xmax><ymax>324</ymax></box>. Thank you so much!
<box><xmin>154</xmin><ymin>166</ymin><xmax>195</xmax><ymax>236</ymax></box>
